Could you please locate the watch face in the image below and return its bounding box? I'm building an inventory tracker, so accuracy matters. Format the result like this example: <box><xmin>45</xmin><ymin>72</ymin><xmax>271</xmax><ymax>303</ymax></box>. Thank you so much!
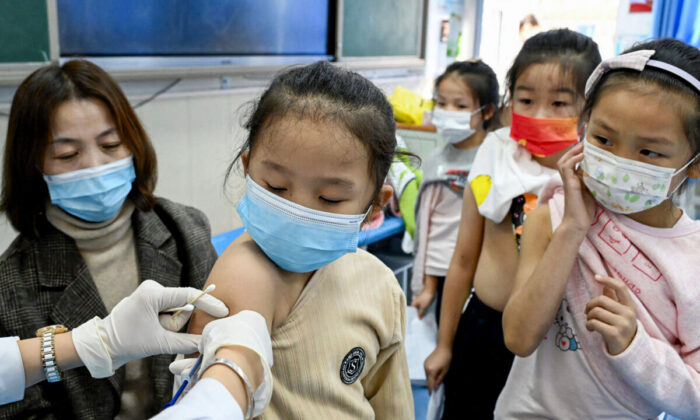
<box><xmin>36</xmin><ymin>324</ymin><xmax>68</xmax><ymax>337</ymax></box>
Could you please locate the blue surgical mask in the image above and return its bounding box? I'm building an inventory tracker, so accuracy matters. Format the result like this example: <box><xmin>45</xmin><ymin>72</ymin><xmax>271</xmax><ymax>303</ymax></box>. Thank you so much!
<box><xmin>43</xmin><ymin>156</ymin><xmax>136</xmax><ymax>222</ymax></box>
<box><xmin>236</xmin><ymin>175</ymin><xmax>371</xmax><ymax>273</ymax></box>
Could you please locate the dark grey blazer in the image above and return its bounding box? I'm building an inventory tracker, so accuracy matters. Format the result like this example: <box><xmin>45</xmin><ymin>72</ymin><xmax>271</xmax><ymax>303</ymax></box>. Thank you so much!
<box><xmin>0</xmin><ymin>198</ymin><xmax>218</xmax><ymax>419</ymax></box>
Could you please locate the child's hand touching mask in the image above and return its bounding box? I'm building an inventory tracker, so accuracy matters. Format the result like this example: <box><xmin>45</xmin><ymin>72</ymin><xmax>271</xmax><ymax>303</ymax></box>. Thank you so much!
<box><xmin>559</xmin><ymin>142</ymin><xmax>596</xmax><ymax>235</ymax></box>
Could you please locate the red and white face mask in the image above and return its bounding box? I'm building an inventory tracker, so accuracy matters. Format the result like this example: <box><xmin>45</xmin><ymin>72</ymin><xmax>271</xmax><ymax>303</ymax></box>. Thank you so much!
<box><xmin>510</xmin><ymin>111</ymin><xmax>579</xmax><ymax>157</ymax></box>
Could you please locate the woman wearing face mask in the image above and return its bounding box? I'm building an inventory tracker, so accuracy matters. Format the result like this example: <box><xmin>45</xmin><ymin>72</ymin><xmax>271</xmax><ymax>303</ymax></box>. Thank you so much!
<box><xmin>0</xmin><ymin>60</ymin><xmax>219</xmax><ymax>419</ymax></box>
<box><xmin>410</xmin><ymin>59</ymin><xmax>499</xmax><ymax>321</ymax></box>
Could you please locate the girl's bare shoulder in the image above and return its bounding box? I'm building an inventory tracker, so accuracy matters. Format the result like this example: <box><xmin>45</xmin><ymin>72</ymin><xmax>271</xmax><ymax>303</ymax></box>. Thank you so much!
<box><xmin>189</xmin><ymin>233</ymin><xmax>280</xmax><ymax>334</ymax></box>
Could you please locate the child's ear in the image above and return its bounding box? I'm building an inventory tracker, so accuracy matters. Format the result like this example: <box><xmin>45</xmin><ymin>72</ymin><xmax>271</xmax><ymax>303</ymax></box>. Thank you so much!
<box><xmin>483</xmin><ymin>104</ymin><xmax>496</xmax><ymax>123</ymax></box>
<box><xmin>367</xmin><ymin>184</ymin><xmax>393</xmax><ymax>221</ymax></box>
<box><xmin>241</xmin><ymin>151</ymin><xmax>249</xmax><ymax>175</ymax></box>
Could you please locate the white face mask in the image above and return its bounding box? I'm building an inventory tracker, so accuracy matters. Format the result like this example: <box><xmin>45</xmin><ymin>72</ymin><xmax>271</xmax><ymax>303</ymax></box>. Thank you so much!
<box><xmin>432</xmin><ymin>106</ymin><xmax>484</xmax><ymax>144</ymax></box>
<box><xmin>581</xmin><ymin>141</ymin><xmax>699</xmax><ymax>214</ymax></box>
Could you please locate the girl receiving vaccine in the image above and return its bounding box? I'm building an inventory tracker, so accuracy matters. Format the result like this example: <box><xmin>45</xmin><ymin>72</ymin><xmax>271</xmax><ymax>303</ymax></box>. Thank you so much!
<box><xmin>410</xmin><ymin>59</ymin><xmax>499</xmax><ymax>321</ymax></box>
<box><xmin>424</xmin><ymin>29</ymin><xmax>601</xmax><ymax>418</ymax></box>
<box><xmin>189</xmin><ymin>62</ymin><xmax>413</xmax><ymax>419</ymax></box>
<box><xmin>500</xmin><ymin>39</ymin><xmax>700</xmax><ymax>419</ymax></box>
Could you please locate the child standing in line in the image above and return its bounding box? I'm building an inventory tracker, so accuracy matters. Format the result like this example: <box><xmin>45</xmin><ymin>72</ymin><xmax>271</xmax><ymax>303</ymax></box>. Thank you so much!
<box><xmin>423</xmin><ymin>29</ymin><xmax>601</xmax><ymax>419</ymax></box>
<box><xmin>500</xmin><ymin>39</ymin><xmax>700</xmax><ymax>420</ymax></box>
<box><xmin>410</xmin><ymin>59</ymin><xmax>499</xmax><ymax>323</ymax></box>
<box><xmin>188</xmin><ymin>62</ymin><xmax>414</xmax><ymax>419</ymax></box>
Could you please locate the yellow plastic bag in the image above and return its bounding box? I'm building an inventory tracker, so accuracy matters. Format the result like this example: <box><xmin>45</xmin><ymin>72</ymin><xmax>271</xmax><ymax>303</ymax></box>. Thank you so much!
<box><xmin>389</xmin><ymin>86</ymin><xmax>433</xmax><ymax>125</ymax></box>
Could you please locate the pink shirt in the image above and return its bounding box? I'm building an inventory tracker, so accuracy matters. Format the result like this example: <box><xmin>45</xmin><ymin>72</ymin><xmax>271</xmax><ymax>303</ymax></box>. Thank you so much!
<box><xmin>498</xmin><ymin>189</ymin><xmax>700</xmax><ymax>419</ymax></box>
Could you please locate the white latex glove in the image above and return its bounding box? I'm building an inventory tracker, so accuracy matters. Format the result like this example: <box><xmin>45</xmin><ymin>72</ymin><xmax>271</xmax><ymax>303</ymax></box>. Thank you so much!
<box><xmin>169</xmin><ymin>356</ymin><xmax>197</xmax><ymax>377</ymax></box>
<box><xmin>72</xmin><ymin>280</ymin><xmax>229</xmax><ymax>378</ymax></box>
<box><xmin>170</xmin><ymin>311</ymin><xmax>273</xmax><ymax>418</ymax></box>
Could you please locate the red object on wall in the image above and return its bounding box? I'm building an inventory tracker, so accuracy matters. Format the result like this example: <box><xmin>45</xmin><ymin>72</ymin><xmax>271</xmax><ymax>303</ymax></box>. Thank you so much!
<box><xmin>629</xmin><ymin>0</ymin><xmax>653</xmax><ymax>13</ymax></box>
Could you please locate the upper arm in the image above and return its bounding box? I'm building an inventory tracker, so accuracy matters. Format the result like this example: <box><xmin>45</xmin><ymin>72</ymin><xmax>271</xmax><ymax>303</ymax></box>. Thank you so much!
<box><xmin>361</xmin><ymin>286</ymin><xmax>413</xmax><ymax>418</ymax></box>
<box><xmin>184</xmin><ymin>205</ymin><xmax>211</xmax><ymax>233</ymax></box>
<box><xmin>362</xmin><ymin>340</ymin><xmax>413</xmax><ymax>419</ymax></box>
<box><xmin>450</xmin><ymin>186</ymin><xmax>484</xmax><ymax>270</ymax></box>
<box><xmin>188</xmin><ymin>234</ymin><xmax>277</xmax><ymax>335</ymax></box>
<box><xmin>418</xmin><ymin>183</ymin><xmax>443</xmax><ymax>247</ymax></box>
<box><xmin>509</xmin><ymin>204</ymin><xmax>553</xmax><ymax>302</ymax></box>
<box><xmin>420</xmin><ymin>183</ymin><xmax>441</xmax><ymax>217</ymax></box>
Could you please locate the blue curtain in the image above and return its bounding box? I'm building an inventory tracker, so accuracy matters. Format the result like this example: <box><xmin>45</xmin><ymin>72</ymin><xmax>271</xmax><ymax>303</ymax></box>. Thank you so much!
<box><xmin>653</xmin><ymin>0</ymin><xmax>700</xmax><ymax>47</ymax></box>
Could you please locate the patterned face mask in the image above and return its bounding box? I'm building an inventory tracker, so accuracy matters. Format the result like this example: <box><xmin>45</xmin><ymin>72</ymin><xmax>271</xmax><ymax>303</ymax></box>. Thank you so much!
<box><xmin>581</xmin><ymin>141</ymin><xmax>698</xmax><ymax>214</ymax></box>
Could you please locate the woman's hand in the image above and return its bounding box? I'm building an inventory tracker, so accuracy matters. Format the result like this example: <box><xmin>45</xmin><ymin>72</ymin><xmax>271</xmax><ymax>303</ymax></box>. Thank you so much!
<box><xmin>72</xmin><ymin>280</ymin><xmax>228</xmax><ymax>378</ymax></box>
<box><xmin>558</xmin><ymin>142</ymin><xmax>596</xmax><ymax>235</ymax></box>
<box><xmin>424</xmin><ymin>346</ymin><xmax>452</xmax><ymax>394</ymax></box>
<box><xmin>585</xmin><ymin>275</ymin><xmax>638</xmax><ymax>356</ymax></box>
<box><xmin>411</xmin><ymin>288</ymin><xmax>436</xmax><ymax>319</ymax></box>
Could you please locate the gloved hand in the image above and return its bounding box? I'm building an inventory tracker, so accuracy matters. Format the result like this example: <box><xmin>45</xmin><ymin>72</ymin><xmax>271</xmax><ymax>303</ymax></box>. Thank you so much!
<box><xmin>170</xmin><ymin>311</ymin><xmax>273</xmax><ymax>418</ymax></box>
<box><xmin>72</xmin><ymin>280</ymin><xmax>229</xmax><ymax>378</ymax></box>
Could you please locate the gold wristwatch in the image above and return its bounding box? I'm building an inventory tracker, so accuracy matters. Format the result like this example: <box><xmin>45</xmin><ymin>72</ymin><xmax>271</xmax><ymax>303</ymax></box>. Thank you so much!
<box><xmin>36</xmin><ymin>324</ymin><xmax>68</xmax><ymax>383</ymax></box>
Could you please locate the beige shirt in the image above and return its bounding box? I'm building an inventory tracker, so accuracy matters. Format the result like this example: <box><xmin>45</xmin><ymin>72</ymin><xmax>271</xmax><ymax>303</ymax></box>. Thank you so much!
<box><xmin>261</xmin><ymin>249</ymin><xmax>414</xmax><ymax>420</ymax></box>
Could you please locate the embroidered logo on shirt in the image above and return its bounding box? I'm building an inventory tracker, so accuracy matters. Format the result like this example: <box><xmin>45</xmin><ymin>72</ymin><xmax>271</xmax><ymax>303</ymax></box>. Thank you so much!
<box><xmin>340</xmin><ymin>347</ymin><xmax>365</xmax><ymax>384</ymax></box>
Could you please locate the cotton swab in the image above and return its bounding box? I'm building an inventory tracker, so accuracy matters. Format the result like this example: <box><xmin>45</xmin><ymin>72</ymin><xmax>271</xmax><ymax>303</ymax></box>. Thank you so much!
<box><xmin>168</xmin><ymin>284</ymin><xmax>217</xmax><ymax>320</ymax></box>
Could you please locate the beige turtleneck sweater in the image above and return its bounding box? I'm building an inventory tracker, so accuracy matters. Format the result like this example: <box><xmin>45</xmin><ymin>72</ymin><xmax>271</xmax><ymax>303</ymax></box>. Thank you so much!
<box><xmin>46</xmin><ymin>201</ymin><xmax>152</xmax><ymax>419</ymax></box>
<box><xmin>45</xmin><ymin>201</ymin><xmax>139</xmax><ymax>312</ymax></box>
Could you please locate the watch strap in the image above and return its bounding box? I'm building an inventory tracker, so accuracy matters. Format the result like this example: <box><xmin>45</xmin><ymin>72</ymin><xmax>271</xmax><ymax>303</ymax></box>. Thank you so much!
<box><xmin>37</xmin><ymin>325</ymin><xmax>67</xmax><ymax>383</ymax></box>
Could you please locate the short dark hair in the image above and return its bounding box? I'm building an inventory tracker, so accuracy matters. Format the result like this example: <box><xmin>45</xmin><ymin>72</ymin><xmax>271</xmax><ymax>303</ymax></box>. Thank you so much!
<box><xmin>582</xmin><ymin>38</ymin><xmax>700</xmax><ymax>155</ymax></box>
<box><xmin>504</xmin><ymin>28</ymin><xmax>601</xmax><ymax>106</ymax></box>
<box><xmin>228</xmin><ymin>61</ymin><xmax>397</xmax><ymax>196</ymax></box>
<box><xmin>0</xmin><ymin>60</ymin><xmax>157</xmax><ymax>238</ymax></box>
<box><xmin>435</xmin><ymin>59</ymin><xmax>500</xmax><ymax>129</ymax></box>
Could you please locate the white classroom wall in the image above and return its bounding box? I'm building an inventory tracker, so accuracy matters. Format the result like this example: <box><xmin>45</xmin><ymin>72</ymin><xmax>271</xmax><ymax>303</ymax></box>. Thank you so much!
<box><xmin>0</xmin><ymin>75</ymin><xmax>423</xmax><ymax>253</ymax></box>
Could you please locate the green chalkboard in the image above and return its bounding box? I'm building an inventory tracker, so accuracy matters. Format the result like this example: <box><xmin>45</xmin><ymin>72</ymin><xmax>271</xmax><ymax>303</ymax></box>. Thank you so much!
<box><xmin>342</xmin><ymin>0</ymin><xmax>422</xmax><ymax>57</ymax></box>
<box><xmin>0</xmin><ymin>0</ymin><xmax>51</xmax><ymax>63</ymax></box>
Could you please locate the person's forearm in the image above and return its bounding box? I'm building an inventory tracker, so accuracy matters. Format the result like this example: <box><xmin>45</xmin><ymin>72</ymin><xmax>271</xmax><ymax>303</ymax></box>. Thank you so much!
<box><xmin>436</xmin><ymin>263</ymin><xmax>474</xmax><ymax>350</ymax></box>
<box><xmin>18</xmin><ymin>332</ymin><xmax>83</xmax><ymax>387</ymax></box>
<box><xmin>424</xmin><ymin>275</ymin><xmax>438</xmax><ymax>294</ymax></box>
<box><xmin>503</xmin><ymin>222</ymin><xmax>586</xmax><ymax>355</ymax></box>
<box><xmin>434</xmin><ymin>186</ymin><xmax>482</xmax><ymax>351</ymax></box>
<box><xmin>201</xmin><ymin>346</ymin><xmax>264</xmax><ymax>414</ymax></box>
